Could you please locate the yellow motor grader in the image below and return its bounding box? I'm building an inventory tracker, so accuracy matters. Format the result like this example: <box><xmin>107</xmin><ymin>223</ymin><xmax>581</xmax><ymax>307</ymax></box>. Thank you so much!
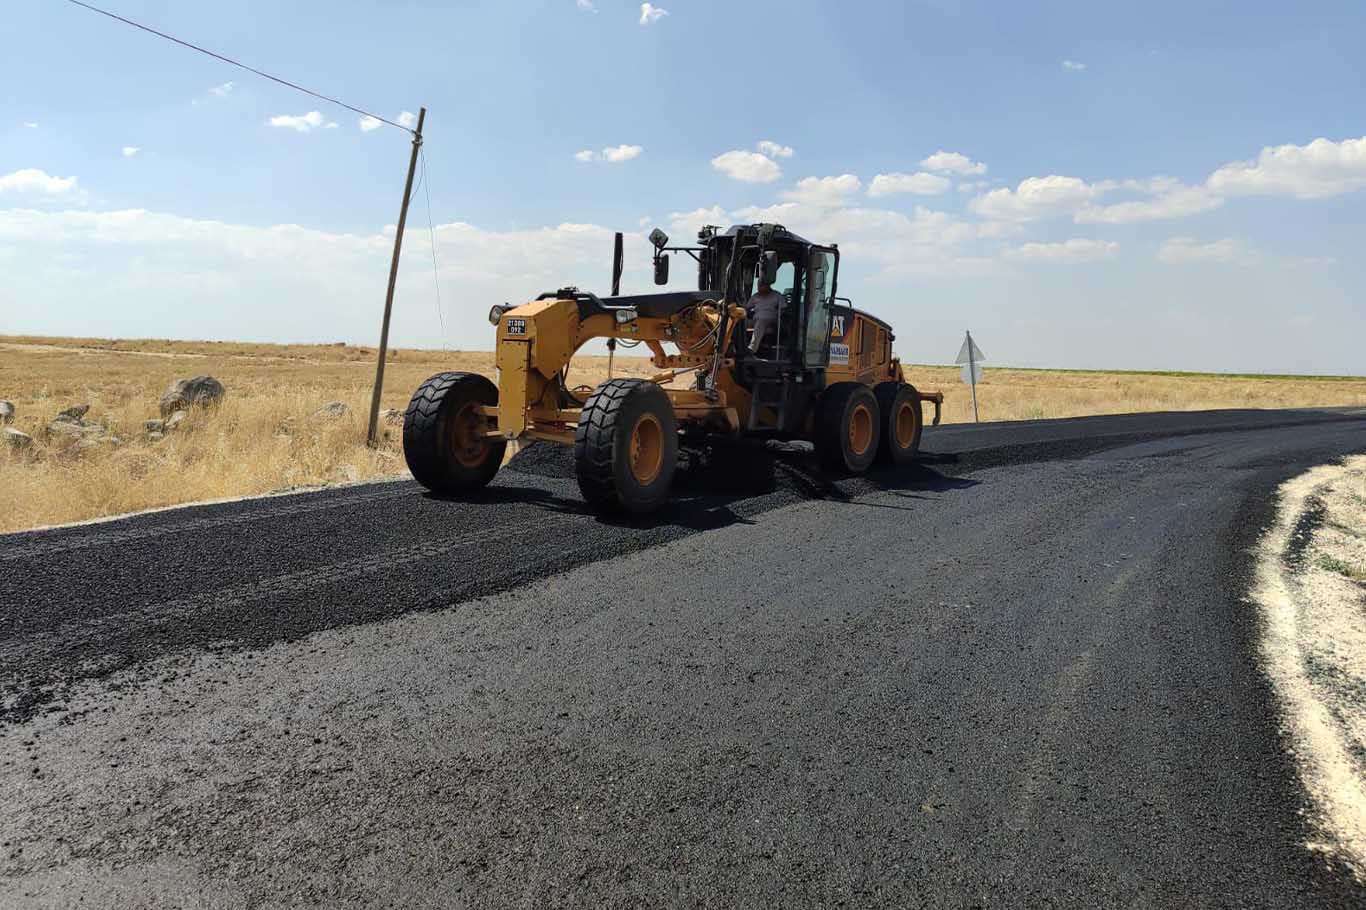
<box><xmin>403</xmin><ymin>222</ymin><xmax>942</xmax><ymax>514</ymax></box>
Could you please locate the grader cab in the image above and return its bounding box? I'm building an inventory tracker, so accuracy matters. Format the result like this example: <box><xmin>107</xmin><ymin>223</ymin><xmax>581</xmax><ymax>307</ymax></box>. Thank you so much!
<box><xmin>402</xmin><ymin>222</ymin><xmax>943</xmax><ymax>514</ymax></box>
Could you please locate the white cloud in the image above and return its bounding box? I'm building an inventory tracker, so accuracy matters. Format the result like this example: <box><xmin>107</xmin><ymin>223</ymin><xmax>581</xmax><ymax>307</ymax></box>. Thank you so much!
<box><xmin>121</xmin><ymin>147</ymin><xmax>140</xmax><ymax>158</ymax></box>
<box><xmin>969</xmin><ymin>175</ymin><xmax>1101</xmax><ymax>221</ymax></box>
<box><xmin>1206</xmin><ymin>136</ymin><xmax>1366</xmax><ymax>199</ymax></box>
<box><xmin>757</xmin><ymin>140</ymin><xmax>795</xmax><ymax>159</ymax></box>
<box><xmin>268</xmin><ymin>111</ymin><xmax>327</xmax><ymax>133</ymax></box>
<box><xmin>975</xmin><ymin>220</ymin><xmax>1024</xmax><ymax>239</ymax></box>
<box><xmin>867</xmin><ymin>172</ymin><xmax>951</xmax><ymax>197</ymax></box>
<box><xmin>667</xmin><ymin>205</ymin><xmax>730</xmax><ymax>236</ymax></box>
<box><xmin>724</xmin><ymin>200</ymin><xmax>1000</xmax><ymax>277</ymax></box>
<box><xmin>601</xmin><ymin>144</ymin><xmax>643</xmax><ymax>163</ymax></box>
<box><xmin>957</xmin><ymin>180</ymin><xmax>989</xmax><ymax>193</ymax></box>
<box><xmin>1077</xmin><ymin>182</ymin><xmax>1222</xmax><ymax>223</ymax></box>
<box><xmin>23</xmin><ymin>122</ymin><xmax>39</xmax><ymax>129</ymax></box>
<box><xmin>782</xmin><ymin>174</ymin><xmax>862</xmax><ymax>207</ymax></box>
<box><xmin>358</xmin><ymin>116</ymin><xmax>382</xmax><ymax>132</ymax></box>
<box><xmin>1061</xmin><ymin>60</ymin><xmax>1087</xmax><ymax>71</ymax></box>
<box><xmin>920</xmin><ymin>150</ymin><xmax>987</xmax><ymax>176</ymax></box>
<box><xmin>574</xmin><ymin>145</ymin><xmax>643</xmax><ymax>163</ymax></box>
<box><xmin>1156</xmin><ymin>237</ymin><xmax>1256</xmax><ymax>265</ymax></box>
<box><xmin>576</xmin><ymin>0</ymin><xmax>597</xmax><ymax>11</ymax></box>
<box><xmin>711</xmin><ymin>150</ymin><xmax>781</xmax><ymax>183</ymax></box>
<box><xmin>397</xmin><ymin>111</ymin><xmax>418</xmax><ymax>129</ymax></box>
<box><xmin>1003</xmin><ymin>238</ymin><xmax>1118</xmax><ymax>264</ymax></box>
<box><xmin>0</xmin><ymin>168</ymin><xmax>80</xmax><ymax>195</ymax></box>
<box><xmin>209</xmin><ymin>81</ymin><xmax>234</xmax><ymax>97</ymax></box>
<box><xmin>640</xmin><ymin>3</ymin><xmax>669</xmax><ymax>25</ymax></box>
<box><xmin>966</xmin><ymin>138</ymin><xmax>1366</xmax><ymax>228</ymax></box>
<box><xmin>0</xmin><ymin>207</ymin><xmax>655</xmax><ymax>347</ymax></box>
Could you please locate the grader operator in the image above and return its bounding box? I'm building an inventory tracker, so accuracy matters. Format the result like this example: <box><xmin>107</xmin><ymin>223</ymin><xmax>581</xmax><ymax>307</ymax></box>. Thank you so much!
<box><xmin>402</xmin><ymin>222</ymin><xmax>943</xmax><ymax>514</ymax></box>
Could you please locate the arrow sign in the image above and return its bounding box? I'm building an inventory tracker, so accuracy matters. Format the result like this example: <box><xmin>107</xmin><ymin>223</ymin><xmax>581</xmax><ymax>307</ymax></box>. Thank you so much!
<box><xmin>955</xmin><ymin>334</ymin><xmax>985</xmax><ymax>365</ymax></box>
<box><xmin>954</xmin><ymin>330</ymin><xmax>984</xmax><ymax>422</ymax></box>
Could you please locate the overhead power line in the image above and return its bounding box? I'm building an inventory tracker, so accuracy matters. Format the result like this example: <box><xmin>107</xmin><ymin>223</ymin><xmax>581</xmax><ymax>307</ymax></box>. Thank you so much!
<box><xmin>65</xmin><ymin>0</ymin><xmax>413</xmax><ymax>133</ymax></box>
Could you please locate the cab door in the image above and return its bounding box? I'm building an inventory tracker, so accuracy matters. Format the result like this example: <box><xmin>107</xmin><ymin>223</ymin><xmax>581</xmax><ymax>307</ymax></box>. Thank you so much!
<box><xmin>802</xmin><ymin>246</ymin><xmax>839</xmax><ymax>368</ymax></box>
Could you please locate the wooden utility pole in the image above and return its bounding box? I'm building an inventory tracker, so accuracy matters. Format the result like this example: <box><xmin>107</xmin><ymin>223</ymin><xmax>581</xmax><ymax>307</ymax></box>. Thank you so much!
<box><xmin>367</xmin><ymin>106</ymin><xmax>426</xmax><ymax>447</ymax></box>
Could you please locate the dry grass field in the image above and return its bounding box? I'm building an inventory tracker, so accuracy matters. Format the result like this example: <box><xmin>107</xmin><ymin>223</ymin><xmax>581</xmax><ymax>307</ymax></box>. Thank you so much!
<box><xmin>3</xmin><ymin>333</ymin><xmax>1365</xmax><ymax>534</ymax></box>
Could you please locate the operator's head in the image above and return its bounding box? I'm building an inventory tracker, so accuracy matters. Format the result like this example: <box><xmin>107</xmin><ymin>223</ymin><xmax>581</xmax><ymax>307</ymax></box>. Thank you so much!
<box><xmin>758</xmin><ymin>277</ymin><xmax>772</xmax><ymax>293</ymax></box>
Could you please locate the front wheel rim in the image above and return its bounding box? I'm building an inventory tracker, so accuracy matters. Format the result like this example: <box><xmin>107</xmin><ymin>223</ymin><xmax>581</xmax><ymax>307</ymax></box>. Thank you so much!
<box><xmin>448</xmin><ymin>403</ymin><xmax>490</xmax><ymax>468</ymax></box>
<box><xmin>894</xmin><ymin>401</ymin><xmax>917</xmax><ymax>448</ymax></box>
<box><xmin>628</xmin><ymin>413</ymin><xmax>664</xmax><ymax>484</ymax></box>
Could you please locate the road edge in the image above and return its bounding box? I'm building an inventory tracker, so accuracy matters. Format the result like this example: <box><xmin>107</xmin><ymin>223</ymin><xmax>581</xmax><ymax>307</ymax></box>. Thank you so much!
<box><xmin>1251</xmin><ymin>456</ymin><xmax>1366</xmax><ymax>884</ymax></box>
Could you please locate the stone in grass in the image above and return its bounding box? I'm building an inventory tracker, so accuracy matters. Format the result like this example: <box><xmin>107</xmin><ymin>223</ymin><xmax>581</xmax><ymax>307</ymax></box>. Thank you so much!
<box><xmin>74</xmin><ymin>435</ymin><xmax>122</xmax><ymax>455</ymax></box>
<box><xmin>46</xmin><ymin>419</ymin><xmax>104</xmax><ymax>440</ymax></box>
<box><xmin>54</xmin><ymin>404</ymin><xmax>90</xmax><ymax>424</ymax></box>
<box><xmin>381</xmin><ymin>408</ymin><xmax>404</xmax><ymax>425</ymax></box>
<box><xmin>313</xmin><ymin>401</ymin><xmax>351</xmax><ymax>419</ymax></box>
<box><xmin>165</xmin><ymin>410</ymin><xmax>188</xmax><ymax>431</ymax></box>
<box><xmin>159</xmin><ymin>376</ymin><xmax>225</xmax><ymax>418</ymax></box>
<box><xmin>0</xmin><ymin>400</ymin><xmax>14</xmax><ymax>425</ymax></box>
<box><xmin>3</xmin><ymin>427</ymin><xmax>33</xmax><ymax>451</ymax></box>
<box><xmin>144</xmin><ymin>418</ymin><xmax>165</xmax><ymax>434</ymax></box>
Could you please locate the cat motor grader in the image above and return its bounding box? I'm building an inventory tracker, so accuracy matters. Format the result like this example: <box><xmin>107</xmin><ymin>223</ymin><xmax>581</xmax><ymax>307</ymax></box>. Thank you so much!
<box><xmin>402</xmin><ymin>222</ymin><xmax>943</xmax><ymax>514</ymax></box>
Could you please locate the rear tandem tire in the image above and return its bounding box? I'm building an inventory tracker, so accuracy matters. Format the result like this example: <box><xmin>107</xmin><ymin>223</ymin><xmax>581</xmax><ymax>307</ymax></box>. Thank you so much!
<box><xmin>574</xmin><ymin>379</ymin><xmax>679</xmax><ymax>515</ymax></box>
<box><xmin>403</xmin><ymin>372</ymin><xmax>506</xmax><ymax>494</ymax></box>
<box><xmin>814</xmin><ymin>382</ymin><xmax>881</xmax><ymax>474</ymax></box>
<box><xmin>874</xmin><ymin>381</ymin><xmax>924</xmax><ymax>465</ymax></box>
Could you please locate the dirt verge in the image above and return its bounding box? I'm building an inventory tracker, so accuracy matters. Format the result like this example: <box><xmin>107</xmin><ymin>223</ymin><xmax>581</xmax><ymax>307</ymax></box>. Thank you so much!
<box><xmin>1253</xmin><ymin>455</ymin><xmax>1366</xmax><ymax>881</ymax></box>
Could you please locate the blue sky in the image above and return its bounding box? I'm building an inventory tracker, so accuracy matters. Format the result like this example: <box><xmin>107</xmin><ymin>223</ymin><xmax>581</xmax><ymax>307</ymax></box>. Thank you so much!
<box><xmin>2</xmin><ymin>0</ymin><xmax>1364</xmax><ymax>373</ymax></box>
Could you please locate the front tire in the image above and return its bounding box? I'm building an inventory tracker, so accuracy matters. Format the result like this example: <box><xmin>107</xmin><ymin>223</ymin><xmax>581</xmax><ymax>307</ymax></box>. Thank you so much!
<box><xmin>874</xmin><ymin>381</ymin><xmax>924</xmax><ymax>465</ymax></box>
<box><xmin>574</xmin><ymin>379</ymin><xmax>678</xmax><ymax>514</ymax></box>
<box><xmin>814</xmin><ymin>383</ymin><xmax>881</xmax><ymax>474</ymax></box>
<box><xmin>403</xmin><ymin>372</ymin><xmax>506</xmax><ymax>493</ymax></box>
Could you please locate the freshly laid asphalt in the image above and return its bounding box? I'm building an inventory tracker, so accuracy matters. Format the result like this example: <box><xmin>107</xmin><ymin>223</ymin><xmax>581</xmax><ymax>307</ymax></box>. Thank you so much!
<box><xmin>2</xmin><ymin>407</ymin><xmax>1366</xmax><ymax>907</ymax></box>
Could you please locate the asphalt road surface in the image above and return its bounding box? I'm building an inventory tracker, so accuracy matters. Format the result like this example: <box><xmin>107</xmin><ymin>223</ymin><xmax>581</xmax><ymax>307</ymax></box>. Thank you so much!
<box><xmin>3</xmin><ymin>408</ymin><xmax>1366</xmax><ymax>908</ymax></box>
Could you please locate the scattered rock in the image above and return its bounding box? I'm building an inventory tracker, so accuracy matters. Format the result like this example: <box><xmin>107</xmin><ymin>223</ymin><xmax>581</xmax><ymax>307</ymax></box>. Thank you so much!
<box><xmin>147</xmin><ymin>431</ymin><xmax>165</xmax><ymax>442</ymax></box>
<box><xmin>0</xmin><ymin>400</ymin><xmax>14</xmax><ymax>425</ymax></box>
<box><xmin>54</xmin><ymin>404</ymin><xmax>90</xmax><ymax>424</ymax></box>
<box><xmin>314</xmin><ymin>401</ymin><xmax>351</xmax><ymax>419</ymax></box>
<box><xmin>46</xmin><ymin>419</ymin><xmax>104</xmax><ymax>440</ymax></box>
<box><xmin>159</xmin><ymin>376</ymin><xmax>225</xmax><ymax>418</ymax></box>
<box><xmin>3</xmin><ymin>427</ymin><xmax>33</xmax><ymax>452</ymax></box>
<box><xmin>165</xmin><ymin>410</ymin><xmax>188</xmax><ymax>431</ymax></box>
<box><xmin>381</xmin><ymin>408</ymin><xmax>404</xmax><ymax>425</ymax></box>
<box><xmin>144</xmin><ymin>419</ymin><xmax>165</xmax><ymax>434</ymax></box>
<box><xmin>75</xmin><ymin>435</ymin><xmax>121</xmax><ymax>455</ymax></box>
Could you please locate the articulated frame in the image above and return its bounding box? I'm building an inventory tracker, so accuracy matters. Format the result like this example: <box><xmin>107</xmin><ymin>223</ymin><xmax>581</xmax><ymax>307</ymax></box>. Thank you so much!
<box><xmin>483</xmin><ymin>296</ymin><xmax>750</xmax><ymax>446</ymax></box>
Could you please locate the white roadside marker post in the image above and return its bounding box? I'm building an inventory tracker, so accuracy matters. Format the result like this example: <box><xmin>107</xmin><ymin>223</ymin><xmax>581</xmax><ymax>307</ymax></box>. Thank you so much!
<box><xmin>955</xmin><ymin>330</ymin><xmax>985</xmax><ymax>423</ymax></box>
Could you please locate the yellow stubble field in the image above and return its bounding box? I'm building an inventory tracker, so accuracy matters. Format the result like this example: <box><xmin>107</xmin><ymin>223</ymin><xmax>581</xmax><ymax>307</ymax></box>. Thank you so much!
<box><xmin>2</xmin><ymin>334</ymin><xmax>1364</xmax><ymax>534</ymax></box>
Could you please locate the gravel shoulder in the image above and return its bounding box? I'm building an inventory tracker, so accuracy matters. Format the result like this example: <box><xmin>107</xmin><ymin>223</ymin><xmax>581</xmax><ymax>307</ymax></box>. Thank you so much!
<box><xmin>1253</xmin><ymin>455</ymin><xmax>1366</xmax><ymax>880</ymax></box>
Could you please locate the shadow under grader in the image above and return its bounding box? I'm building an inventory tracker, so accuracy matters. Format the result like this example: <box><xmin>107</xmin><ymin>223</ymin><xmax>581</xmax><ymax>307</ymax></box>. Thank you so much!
<box><xmin>485</xmin><ymin>440</ymin><xmax>981</xmax><ymax>531</ymax></box>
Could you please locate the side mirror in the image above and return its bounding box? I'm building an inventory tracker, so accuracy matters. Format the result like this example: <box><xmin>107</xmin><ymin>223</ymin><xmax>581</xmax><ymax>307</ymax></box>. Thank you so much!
<box><xmin>648</xmin><ymin>228</ymin><xmax>669</xmax><ymax>250</ymax></box>
<box><xmin>653</xmin><ymin>253</ymin><xmax>670</xmax><ymax>285</ymax></box>
<box><xmin>760</xmin><ymin>251</ymin><xmax>779</xmax><ymax>287</ymax></box>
